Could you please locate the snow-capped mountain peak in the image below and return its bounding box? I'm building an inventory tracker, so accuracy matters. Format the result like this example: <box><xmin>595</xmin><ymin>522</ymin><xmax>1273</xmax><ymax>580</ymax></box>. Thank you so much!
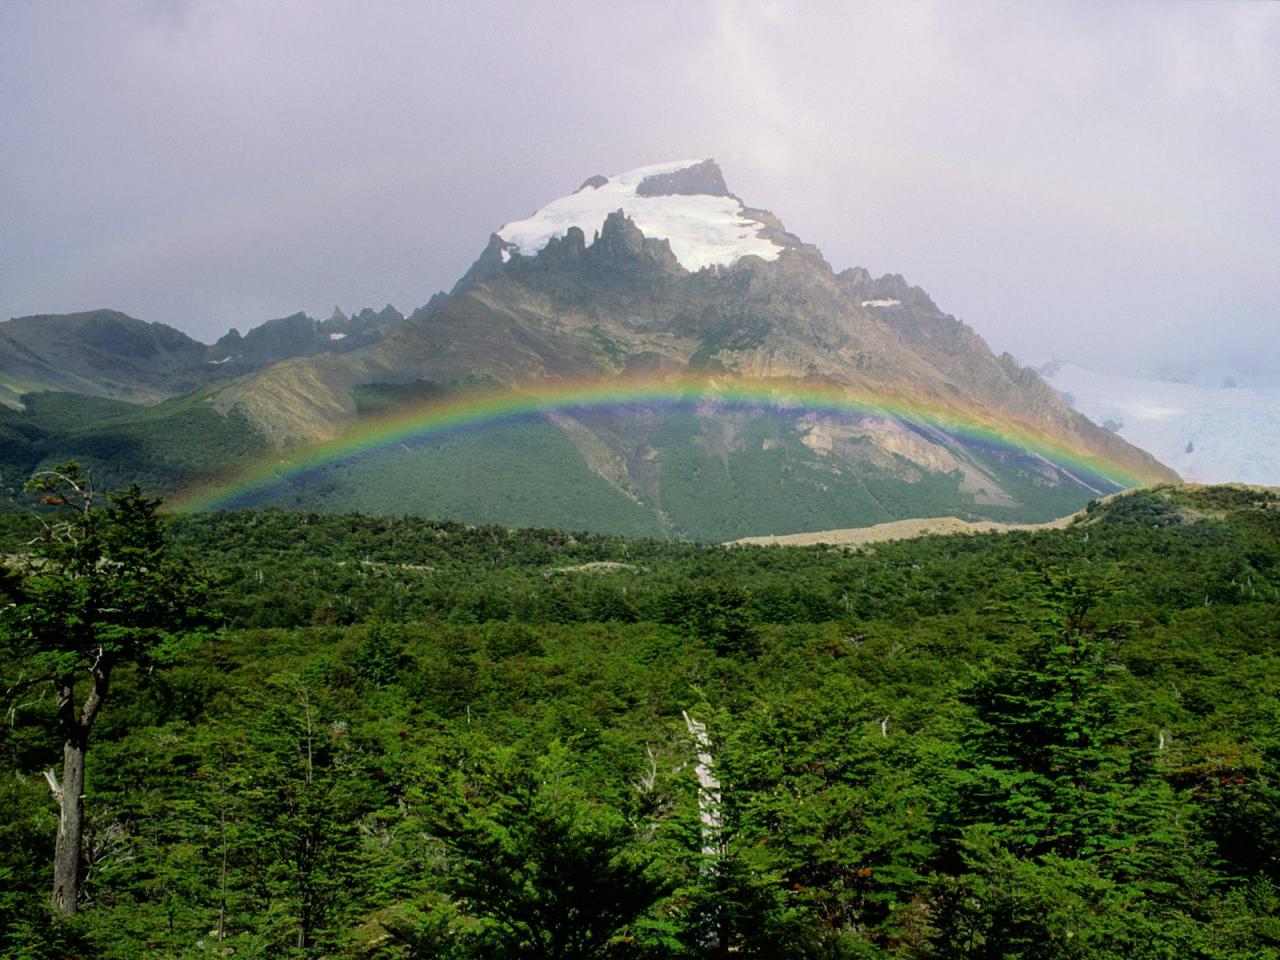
<box><xmin>497</xmin><ymin>159</ymin><xmax>783</xmax><ymax>272</ymax></box>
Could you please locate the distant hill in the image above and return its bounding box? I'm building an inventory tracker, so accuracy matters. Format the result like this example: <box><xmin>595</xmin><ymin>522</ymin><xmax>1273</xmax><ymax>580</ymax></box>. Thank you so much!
<box><xmin>0</xmin><ymin>306</ymin><xmax>403</xmax><ymax>495</ymax></box>
<box><xmin>0</xmin><ymin>309</ymin><xmax>213</xmax><ymax>406</ymax></box>
<box><xmin>0</xmin><ymin>305</ymin><xmax>406</xmax><ymax>410</ymax></box>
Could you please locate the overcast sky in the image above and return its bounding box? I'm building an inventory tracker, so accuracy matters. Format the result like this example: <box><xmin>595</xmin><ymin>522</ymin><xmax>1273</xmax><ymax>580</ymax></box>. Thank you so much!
<box><xmin>2</xmin><ymin>0</ymin><xmax>1277</xmax><ymax>379</ymax></box>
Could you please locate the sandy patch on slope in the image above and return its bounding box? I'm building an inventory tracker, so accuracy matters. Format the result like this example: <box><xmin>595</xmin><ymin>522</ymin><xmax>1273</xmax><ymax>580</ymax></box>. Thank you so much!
<box><xmin>731</xmin><ymin>513</ymin><xmax>1075</xmax><ymax>548</ymax></box>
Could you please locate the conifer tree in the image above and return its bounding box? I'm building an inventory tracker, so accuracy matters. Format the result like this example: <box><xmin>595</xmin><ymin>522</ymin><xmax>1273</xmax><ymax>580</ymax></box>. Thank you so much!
<box><xmin>2</xmin><ymin>465</ymin><xmax>205</xmax><ymax>914</ymax></box>
<box><xmin>430</xmin><ymin>746</ymin><xmax>668</xmax><ymax>959</ymax></box>
<box><xmin>956</xmin><ymin>571</ymin><xmax>1123</xmax><ymax>859</ymax></box>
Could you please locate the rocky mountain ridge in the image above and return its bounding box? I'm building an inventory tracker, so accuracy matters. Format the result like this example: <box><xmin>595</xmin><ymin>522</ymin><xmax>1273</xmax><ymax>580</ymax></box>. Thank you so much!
<box><xmin>200</xmin><ymin>161</ymin><xmax>1174</xmax><ymax>534</ymax></box>
<box><xmin>0</xmin><ymin>310</ymin><xmax>213</xmax><ymax>407</ymax></box>
<box><xmin>0</xmin><ymin>304</ymin><xmax>410</xmax><ymax>410</ymax></box>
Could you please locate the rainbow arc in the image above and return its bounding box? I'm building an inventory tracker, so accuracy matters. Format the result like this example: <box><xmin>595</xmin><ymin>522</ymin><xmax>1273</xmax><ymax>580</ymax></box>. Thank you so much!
<box><xmin>174</xmin><ymin>373</ymin><xmax>1148</xmax><ymax>511</ymax></box>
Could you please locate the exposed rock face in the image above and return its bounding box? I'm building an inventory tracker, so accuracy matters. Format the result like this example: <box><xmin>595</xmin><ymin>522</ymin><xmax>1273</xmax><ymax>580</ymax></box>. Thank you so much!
<box><xmin>498</xmin><ymin>159</ymin><xmax>780</xmax><ymax>272</ymax></box>
<box><xmin>578</xmin><ymin>211</ymin><xmax>682</xmax><ymax>276</ymax></box>
<box><xmin>211</xmin><ymin>305</ymin><xmax>402</xmax><ymax>369</ymax></box>
<box><xmin>408</xmin><ymin>292</ymin><xmax>449</xmax><ymax>324</ymax></box>
<box><xmin>449</xmin><ymin>233</ymin><xmax>519</xmax><ymax>295</ymax></box>
<box><xmin>838</xmin><ymin>268</ymin><xmax>938</xmax><ymax>311</ymax></box>
<box><xmin>635</xmin><ymin>158</ymin><xmax>734</xmax><ymax>199</ymax></box>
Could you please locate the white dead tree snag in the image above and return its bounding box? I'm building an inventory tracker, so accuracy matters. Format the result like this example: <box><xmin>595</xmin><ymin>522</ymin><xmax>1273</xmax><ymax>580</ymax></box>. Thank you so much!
<box><xmin>683</xmin><ymin>709</ymin><xmax>725</xmax><ymax>951</ymax></box>
<box><xmin>682</xmin><ymin>710</ymin><xmax>723</xmax><ymax>860</ymax></box>
<box><xmin>633</xmin><ymin>745</ymin><xmax>658</xmax><ymax>796</ymax></box>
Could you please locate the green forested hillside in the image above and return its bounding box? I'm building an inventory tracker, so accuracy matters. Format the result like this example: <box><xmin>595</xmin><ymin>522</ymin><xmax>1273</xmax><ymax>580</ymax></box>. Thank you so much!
<box><xmin>0</xmin><ymin>390</ymin><xmax>269</xmax><ymax>497</ymax></box>
<box><xmin>1</xmin><ymin>380</ymin><xmax>1135</xmax><ymax>540</ymax></box>
<box><xmin>1</xmin><ymin>485</ymin><xmax>1278</xmax><ymax>958</ymax></box>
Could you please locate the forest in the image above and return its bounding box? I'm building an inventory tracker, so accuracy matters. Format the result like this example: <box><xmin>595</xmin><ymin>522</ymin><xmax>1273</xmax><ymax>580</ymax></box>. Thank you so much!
<box><xmin>1</xmin><ymin>480</ymin><xmax>1278</xmax><ymax>958</ymax></box>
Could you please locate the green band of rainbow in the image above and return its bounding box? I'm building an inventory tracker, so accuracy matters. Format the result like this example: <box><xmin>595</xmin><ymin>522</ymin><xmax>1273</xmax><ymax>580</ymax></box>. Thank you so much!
<box><xmin>173</xmin><ymin>373</ymin><xmax>1150</xmax><ymax>511</ymax></box>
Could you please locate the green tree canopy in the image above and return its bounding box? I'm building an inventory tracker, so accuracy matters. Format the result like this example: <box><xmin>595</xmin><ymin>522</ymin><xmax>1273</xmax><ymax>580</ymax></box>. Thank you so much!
<box><xmin>2</xmin><ymin>464</ymin><xmax>207</xmax><ymax>914</ymax></box>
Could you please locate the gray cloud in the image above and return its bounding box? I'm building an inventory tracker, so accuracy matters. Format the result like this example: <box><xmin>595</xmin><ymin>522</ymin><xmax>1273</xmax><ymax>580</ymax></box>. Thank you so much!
<box><xmin>2</xmin><ymin>0</ymin><xmax>1277</xmax><ymax>379</ymax></box>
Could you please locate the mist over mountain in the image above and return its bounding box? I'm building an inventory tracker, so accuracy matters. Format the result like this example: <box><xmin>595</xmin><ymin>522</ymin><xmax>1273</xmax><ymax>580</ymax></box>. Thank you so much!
<box><xmin>3</xmin><ymin>3</ymin><xmax>1276</xmax><ymax>383</ymax></box>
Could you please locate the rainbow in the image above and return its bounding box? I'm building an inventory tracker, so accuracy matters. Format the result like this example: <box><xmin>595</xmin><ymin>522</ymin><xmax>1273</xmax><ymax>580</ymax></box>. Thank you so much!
<box><xmin>173</xmin><ymin>373</ymin><xmax>1150</xmax><ymax>512</ymax></box>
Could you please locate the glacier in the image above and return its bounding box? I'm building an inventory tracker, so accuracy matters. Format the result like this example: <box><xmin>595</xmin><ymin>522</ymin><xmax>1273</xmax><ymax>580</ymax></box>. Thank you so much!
<box><xmin>1043</xmin><ymin>363</ymin><xmax>1280</xmax><ymax>486</ymax></box>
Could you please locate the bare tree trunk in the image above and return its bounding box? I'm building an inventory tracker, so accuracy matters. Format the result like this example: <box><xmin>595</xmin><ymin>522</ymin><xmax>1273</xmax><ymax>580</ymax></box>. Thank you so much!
<box><xmin>296</xmin><ymin>684</ymin><xmax>317</xmax><ymax>950</ymax></box>
<box><xmin>683</xmin><ymin>710</ymin><xmax>725</xmax><ymax>954</ymax></box>
<box><xmin>217</xmin><ymin>800</ymin><xmax>228</xmax><ymax>943</ymax></box>
<box><xmin>49</xmin><ymin>659</ymin><xmax>112</xmax><ymax>915</ymax></box>
<box><xmin>52</xmin><ymin>728</ymin><xmax>86</xmax><ymax>913</ymax></box>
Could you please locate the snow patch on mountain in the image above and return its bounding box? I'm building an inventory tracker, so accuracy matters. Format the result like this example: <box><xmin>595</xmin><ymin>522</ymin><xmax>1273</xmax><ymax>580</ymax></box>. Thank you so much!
<box><xmin>1042</xmin><ymin>363</ymin><xmax>1280</xmax><ymax>486</ymax></box>
<box><xmin>498</xmin><ymin>159</ymin><xmax>783</xmax><ymax>272</ymax></box>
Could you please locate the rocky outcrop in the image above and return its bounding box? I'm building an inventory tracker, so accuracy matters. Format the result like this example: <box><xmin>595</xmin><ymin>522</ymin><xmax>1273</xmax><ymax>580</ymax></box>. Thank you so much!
<box><xmin>838</xmin><ymin>268</ymin><xmax>939</xmax><ymax>312</ymax></box>
<box><xmin>449</xmin><ymin>233</ymin><xmax>520</xmax><ymax>295</ymax></box>
<box><xmin>211</xmin><ymin>305</ymin><xmax>402</xmax><ymax>370</ymax></box>
<box><xmin>408</xmin><ymin>292</ymin><xmax>449</xmax><ymax>324</ymax></box>
<box><xmin>635</xmin><ymin>159</ymin><xmax>734</xmax><ymax>199</ymax></box>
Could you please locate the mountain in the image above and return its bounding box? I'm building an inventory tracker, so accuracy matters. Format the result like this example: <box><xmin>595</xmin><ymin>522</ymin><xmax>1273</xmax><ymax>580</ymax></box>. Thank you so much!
<box><xmin>0</xmin><ymin>309</ymin><xmax>215</xmax><ymax>407</ymax></box>
<box><xmin>1041</xmin><ymin>361</ymin><xmax>1280</xmax><ymax>486</ymax></box>
<box><xmin>0</xmin><ymin>307</ymin><xmax>404</xmax><ymax>493</ymax></box>
<box><xmin>0</xmin><ymin>305</ymin><xmax>405</xmax><ymax>410</ymax></box>
<box><xmin>7</xmin><ymin>160</ymin><xmax>1176</xmax><ymax>537</ymax></box>
<box><xmin>187</xmin><ymin>159</ymin><xmax>1173</xmax><ymax>537</ymax></box>
<box><xmin>211</xmin><ymin>304</ymin><xmax>405</xmax><ymax>370</ymax></box>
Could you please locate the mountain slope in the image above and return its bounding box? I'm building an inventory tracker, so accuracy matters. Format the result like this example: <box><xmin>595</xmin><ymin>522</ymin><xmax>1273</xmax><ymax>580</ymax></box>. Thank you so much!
<box><xmin>0</xmin><ymin>388</ymin><xmax>270</xmax><ymax>495</ymax></box>
<box><xmin>0</xmin><ymin>310</ymin><xmax>215</xmax><ymax>406</ymax></box>
<box><xmin>0</xmin><ymin>305</ymin><xmax>406</xmax><ymax>411</ymax></box>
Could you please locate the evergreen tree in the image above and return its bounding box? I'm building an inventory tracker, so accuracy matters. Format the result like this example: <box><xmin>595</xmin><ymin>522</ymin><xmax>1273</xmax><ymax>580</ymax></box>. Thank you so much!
<box><xmin>430</xmin><ymin>746</ymin><xmax>669</xmax><ymax>959</ymax></box>
<box><xmin>934</xmin><ymin>571</ymin><xmax>1206</xmax><ymax>955</ymax></box>
<box><xmin>1</xmin><ymin>464</ymin><xmax>206</xmax><ymax>915</ymax></box>
<box><xmin>955</xmin><ymin>572</ymin><xmax>1124</xmax><ymax>860</ymax></box>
